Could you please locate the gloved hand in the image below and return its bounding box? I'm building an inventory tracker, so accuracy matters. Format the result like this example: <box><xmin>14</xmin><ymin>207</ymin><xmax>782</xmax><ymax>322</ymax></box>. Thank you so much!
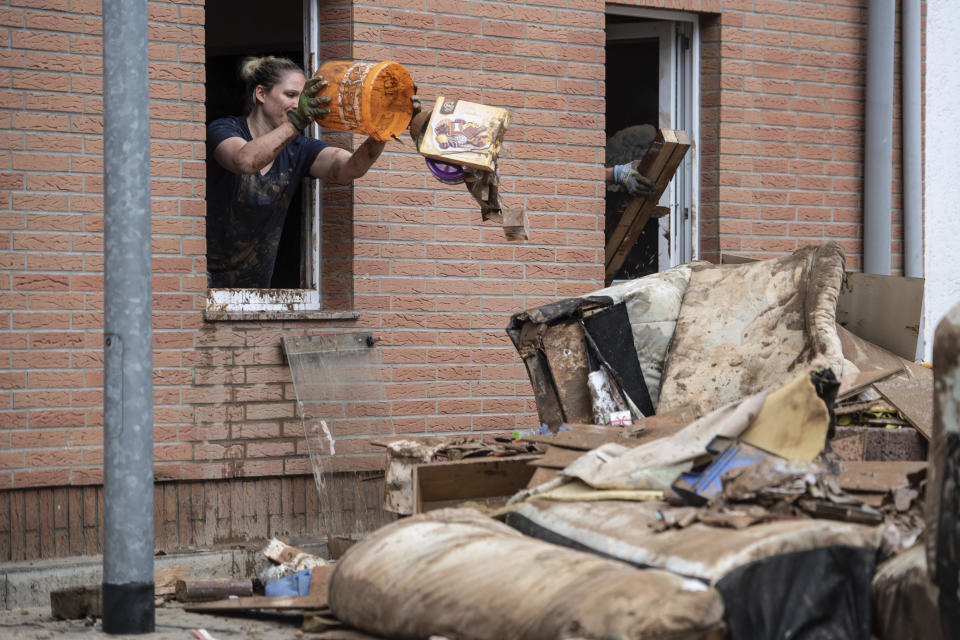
<box><xmin>612</xmin><ymin>162</ymin><xmax>656</xmax><ymax>197</ymax></box>
<box><xmin>410</xmin><ymin>84</ymin><xmax>422</xmax><ymax>121</ymax></box>
<box><xmin>287</xmin><ymin>75</ymin><xmax>331</xmax><ymax>132</ymax></box>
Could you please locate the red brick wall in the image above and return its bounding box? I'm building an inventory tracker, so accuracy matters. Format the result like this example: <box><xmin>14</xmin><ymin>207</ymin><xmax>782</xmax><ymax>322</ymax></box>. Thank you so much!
<box><xmin>699</xmin><ymin>0</ymin><xmax>914</xmax><ymax>272</ymax></box>
<box><xmin>0</xmin><ymin>0</ymin><xmax>915</xmax><ymax>561</ymax></box>
<box><xmin>1</xmin><ymin>0</ymin><xmax>207</xmax><ymax>492</ymax></box>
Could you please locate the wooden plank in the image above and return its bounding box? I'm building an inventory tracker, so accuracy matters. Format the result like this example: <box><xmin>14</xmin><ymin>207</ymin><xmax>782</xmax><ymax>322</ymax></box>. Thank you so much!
<box><xmin>309</xmin><ymin>564</ymin><xmax>336</xmax><ymax>603</ymax></box>
<box><xmin>836</xmin><ymin>399</ymin><xmax>895</xmax><ymax>415</ymax></box>
<box><xmin>523</xmin><ymin>423</ymin><xmax>629</xmax><ymax>451</ymax></box>
<box><xmin>605</xmin><ymin>129</ymin><xmax>690</xmax><ymax>284</ymax></box>
<box><xmin>720</xmin><ymin>253</ymin><xmax>759</xmax><ymax>265</ymax></box>
<box><xmin>605</xmin><ymin>133</ymin><xmax>682</xmax><ymax>278</ymax></box>
<box><xmin>526</xmin><ymin>466</ymin><xmax>560</xmax><ymax>488</ymax></box>
<box><xmin>838</xmin><ymin>461</ymin><xmax>927</xmax><ymax>492</ymax></box>
<box><xmin>625</xmin><ymin>407</ymin><xmax>697</xmax><ymax>443</ymax></box>
<box><xmin>875</xmin><ymin>375</ymin><xmax>933</xmax><ymax>440</ymax></box>
<box><xmin>541</xmin><ymin>322</ymin><xmax>594</xmax><ymax>424</ymax></box>
<box><xmin>154</xmin><ymin>565</ymin><xmax>190</xmax><ymax>596</ymax></box>
<box><xmin>413</xmin><ymin>454</ymin><xmax>540</xmax><ymax>513</ymax></box>
<box><xmin>836</xmin><ymin>271</ymin><xmax>924</xmax><ymax>361</ymax></box>
<box><xmin>837</xmin><ymin>367</ymin><xmax>902</xmax><ymax>400</ymax></box>
<box><xmin>528</xmin><ymin>445</ymin><xmax>585</xmax><ymax>469</ymax></box>
<box><xmin>837</xmin><ymin>324</ymin><xmax>905</xmax><ymax>372</ymax></box>
<box><xmin>604</xmin><ymin>130</ymin><xmax>674</xmax><ymax>270</ymax></box>
<box><xmin>184</xmin><ymin>593</ymin><xmax>326</xmax><ymax>612</ymax></box>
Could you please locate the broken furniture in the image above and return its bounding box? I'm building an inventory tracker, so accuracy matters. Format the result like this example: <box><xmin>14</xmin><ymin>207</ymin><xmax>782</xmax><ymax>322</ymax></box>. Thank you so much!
<box><xmin>507</xmin><ymin>499</ymin><xmax>882</xmax><ymax>639</ymax></box>
<box><xmin>375</xmin><ymin>435</ymin><xmax>542</xmax><ymax>515</ymax></box>
<box><xmin>508</xmin><ymin>242</ymin><xmax>849</xmax><ymax>430</ymax></box>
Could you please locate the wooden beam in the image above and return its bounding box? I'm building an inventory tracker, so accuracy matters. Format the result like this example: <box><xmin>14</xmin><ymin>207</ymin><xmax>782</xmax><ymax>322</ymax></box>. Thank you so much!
<box><xmin>605</xmin><ymin>129</ymin><xmax>691</xmax><ymax>284</ymax></box>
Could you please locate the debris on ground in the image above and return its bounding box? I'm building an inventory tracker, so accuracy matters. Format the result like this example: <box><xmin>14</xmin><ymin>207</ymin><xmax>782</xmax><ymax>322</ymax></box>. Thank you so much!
<box><xmin>37</xmin><ymin>243</ymin><xmax>943</xmax><ymax>639</ymax></box>
<box><xmin>257</xmin><ymin>537</ymin><xmax>328</xmax><ymax>582</ymax></box>
<box><xmin>175</xmin><ymin>578</ymin><xmax>253</xmax><ymax>603</ymax></box>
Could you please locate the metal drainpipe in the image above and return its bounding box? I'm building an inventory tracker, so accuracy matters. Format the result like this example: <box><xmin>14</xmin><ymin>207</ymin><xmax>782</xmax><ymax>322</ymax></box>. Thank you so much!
<box><xmin>863</xmin><ymin>0</ymin><xmax>895</xmax><ymax>275</ymax></box>
<box><xmin>903</xmin><ymin>0</ymin><xmax>923</xmax><ymax>278</ymax></box>
<box><xmin>101</xmin><ymin>0</ymin><xmax>155</xmax><ymax>634</ymax></box>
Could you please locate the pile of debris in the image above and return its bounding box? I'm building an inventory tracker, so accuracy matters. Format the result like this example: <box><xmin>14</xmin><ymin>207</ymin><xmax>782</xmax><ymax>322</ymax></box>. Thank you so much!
<box><xmin>308</xmin><ymin>242</ymin><xmax>936</xmax><ymax>639</ymax></box>
<box><xmin>49</xmin><ymin>242</ymin><xmax>945</xmax><ymax>639</ymax></box>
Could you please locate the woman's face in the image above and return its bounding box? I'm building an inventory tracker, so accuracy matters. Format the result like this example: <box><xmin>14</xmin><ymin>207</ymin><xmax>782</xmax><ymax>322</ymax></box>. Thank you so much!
<box><xmin>255</xmin><ymin>70</ymin><xmax>306</xmax><ymax>129</ymax></box>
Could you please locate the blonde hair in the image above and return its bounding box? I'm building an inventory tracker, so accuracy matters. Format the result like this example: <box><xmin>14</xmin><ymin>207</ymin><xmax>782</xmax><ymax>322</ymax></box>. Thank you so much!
<box><xmin>238</xmin><ymin>56</ymin><xmax>304</xmax><ymax>115</ymax></box>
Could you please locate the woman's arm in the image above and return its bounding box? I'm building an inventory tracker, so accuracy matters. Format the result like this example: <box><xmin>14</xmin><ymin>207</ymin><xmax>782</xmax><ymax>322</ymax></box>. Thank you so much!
<box><xmin>309</xmin><ymin>136</ymin><xmax>387</xmax><ymax>184</ymax></box>
<box><xmin>212</xmin><ymin>121</ymin><xmax>300</xmax><ymax>175</ymax></box>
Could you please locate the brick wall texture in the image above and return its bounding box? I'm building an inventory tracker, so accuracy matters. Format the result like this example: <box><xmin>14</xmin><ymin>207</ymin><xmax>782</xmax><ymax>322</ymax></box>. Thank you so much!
<box><xmin>0</xmin><ymin>0</ymin><xmax>918</xmax><ymax>561</ymax></box>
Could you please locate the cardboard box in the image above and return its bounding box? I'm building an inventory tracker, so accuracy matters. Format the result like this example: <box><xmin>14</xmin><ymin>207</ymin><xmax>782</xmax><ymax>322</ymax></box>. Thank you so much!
<box><xmin>418</xmin><ymin>96</ymin><xmax>509</xmax><ymax>172</ymax></box>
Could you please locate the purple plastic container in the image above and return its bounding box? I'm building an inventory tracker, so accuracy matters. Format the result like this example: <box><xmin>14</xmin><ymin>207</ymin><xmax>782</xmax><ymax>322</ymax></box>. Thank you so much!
<box><xmin>425</xmin><ymin>157</ymin><xmax>467</xmax><ymax>184</ymax></box>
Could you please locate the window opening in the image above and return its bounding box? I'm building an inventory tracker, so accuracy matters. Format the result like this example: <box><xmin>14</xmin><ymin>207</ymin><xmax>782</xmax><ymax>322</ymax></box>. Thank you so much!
<box><xmin>605</xmin><ymin>9</ymin><xmax>700</xmax><ymax>279</ymax></box>
<box><xmin>204</xmin><ymin>0</ymin><xmax>333</xmax><ymax>317</ymax></box>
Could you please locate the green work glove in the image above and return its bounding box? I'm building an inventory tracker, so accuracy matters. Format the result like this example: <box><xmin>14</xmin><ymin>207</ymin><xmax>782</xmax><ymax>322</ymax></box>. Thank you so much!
<box><xmin>613</xmin><ymin>162</ymin><xmax>656</xmax><ymax>197</ymax></box>
<box><xmin>287</xmin><ymin>75</ymin><xmax>331</xmax><ymax>132</ymax></box>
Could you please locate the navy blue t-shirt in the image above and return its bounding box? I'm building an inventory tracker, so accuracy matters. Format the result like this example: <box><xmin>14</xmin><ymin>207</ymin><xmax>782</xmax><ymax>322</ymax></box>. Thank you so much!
<box><xmin>206</xmin><ymin>116</ymin><xmax>328</xmax><ymax>288</ymax></box>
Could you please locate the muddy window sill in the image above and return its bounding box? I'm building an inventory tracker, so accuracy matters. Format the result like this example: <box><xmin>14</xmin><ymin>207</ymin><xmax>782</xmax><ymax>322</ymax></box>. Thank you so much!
<box><xmin>204</xmin><ymin>309</ymin><xmax>360</xmax><ymax>322</ymax></box>
<box><xmin>204</xmin><ymin>289</ymin><xmax>359</xmax><ymax>322</ymax></box>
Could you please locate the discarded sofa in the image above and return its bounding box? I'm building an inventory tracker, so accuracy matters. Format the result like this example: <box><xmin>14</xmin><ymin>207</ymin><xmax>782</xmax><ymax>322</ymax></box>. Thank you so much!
<box><xmin>506</xmin><ymin>499</ymin><xmax>883</xmax><ymax>640</ymax></box>
<box><xmin>506</xmin><ymin>242</ymin><xmax>850</xmax><ymax>427</ymax></box>
<box><xmin>327</xmin><ymin>508</ymin><xmax>725</xmax><ymax>640</ymax></box>
<box><xmin>498</xmin><ymin>370</ymin><xmax>900</xmax><ymax>638</ymax></box>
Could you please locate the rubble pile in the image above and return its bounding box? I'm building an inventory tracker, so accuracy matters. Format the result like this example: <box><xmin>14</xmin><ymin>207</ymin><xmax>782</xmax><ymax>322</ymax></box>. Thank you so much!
<box><xmin>52</xmin><ymin>242</ymin><xmax>946</xmax><ymax>639</ymax></box>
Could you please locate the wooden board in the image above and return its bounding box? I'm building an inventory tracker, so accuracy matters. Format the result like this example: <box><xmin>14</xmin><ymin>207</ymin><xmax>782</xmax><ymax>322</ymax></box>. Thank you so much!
<box><xmin>837</xmin><ymin>367</ymin><xmax>902</xmax><ymax>400</ymax></box>
<box><xmin>836</xmin><ymin>399</ymin><xmax>895</xmax><ymax>415</ymax></box>
<box><xmin>184</xmin><ymin>594</ymin><xmax>326</xmax><ymax>612</ymax></box>
<box><xmin>875</xmin><ymin>375</ymin><xmax>934</xmax><ymax>440</ymax></box>
<box><xmin>625</xmin><ymin>407</ymin><xmax>697</xmax><ymax>443</ymax></box>
<box><xmin>528</xmin><ymin>445</ymin><xmax>585</xmax><ymax>470</ymax></box>
<box><xmin>308</xmin><ymin>564</ymin><xmax>335</xmax><ymax>603</ymax></box>
<box><xmin>185</xmin><ymin>565</ymin><xmax>336</xmax><ymax>613</ymax></box>
<box><xmin>836</xmin><ymin>271</ymin><xmax>924</xmax><ymax>361</ymax></box>
<box><xmin>838</xmin><ymin>461</ymin><xmax>927</xmax><ymax>492</ymax></box>
<box><xmin>541</xmin><ymin>322</ymin><xmax>594</xmax><ymax>424</ymax></box>
<box><xmin>523</xmin><ymin>423</ymin><xmax>629</xmax><ymax>451</ymax></box>
<box><xmin>413</xmin><ymin>454</ymin><xmax>540</xmax><ymax>513</ymax></box>
<box><xmin>526</xmin><ymin>466</ymin><xmax>560</xmax><ymax>488</ymax></box>
<box><xmin>720</xmin><ymin>253</ymin><xmax>759</xmax><ymax>265</ymax></box>
<box><xmin>837</xmin><ymin>324</ymin><xmax>905</xmax><ymax>372</ymax></box>
<box><xmin>154</xmin><ymin>564</ymin><xmax>190</xmax><ymax>596</ymax></box>
<box><xmin>605</xmin><ymin>129</ymin><xmax>691</xmax><ymax>284</ymax></box>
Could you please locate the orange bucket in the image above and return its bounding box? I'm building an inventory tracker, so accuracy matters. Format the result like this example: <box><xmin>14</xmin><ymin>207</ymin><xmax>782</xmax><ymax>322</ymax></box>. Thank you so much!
<box><xmin>310</xmin><ymin>60</ymin><xmax>414</xmax><ymax>142</ymax></box>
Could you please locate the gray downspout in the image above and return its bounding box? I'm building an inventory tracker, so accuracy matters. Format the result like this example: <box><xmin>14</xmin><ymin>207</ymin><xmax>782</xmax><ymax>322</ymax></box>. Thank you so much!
<box><xmin>101</xmin><ymin>0</ymin><xmax>155</xmax><ymax>634</ymax></box>
<box><xmin>863</xmin><ymin>0</ymin><xmax>895</xmax><ymax>275</ymax></box>
<box><xmin>903</xmin><ymin>0</ymin><xmax>923</xmax><ymax>278</ymax></box>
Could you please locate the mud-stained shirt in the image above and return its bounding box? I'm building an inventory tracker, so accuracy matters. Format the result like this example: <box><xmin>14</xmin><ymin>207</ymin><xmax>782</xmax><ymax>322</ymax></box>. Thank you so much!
<box><xmin>206</xmin><ymin>116</ymin><xmax>328</xmax><ymax>288</ymax></box>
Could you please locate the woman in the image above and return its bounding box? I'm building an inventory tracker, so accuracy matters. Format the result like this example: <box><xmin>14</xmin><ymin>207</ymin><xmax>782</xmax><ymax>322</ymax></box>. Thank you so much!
<box><xmin>206</xmin><ymin>56</ymin><xmax>388</xmax><ymax>288</ymax></box>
